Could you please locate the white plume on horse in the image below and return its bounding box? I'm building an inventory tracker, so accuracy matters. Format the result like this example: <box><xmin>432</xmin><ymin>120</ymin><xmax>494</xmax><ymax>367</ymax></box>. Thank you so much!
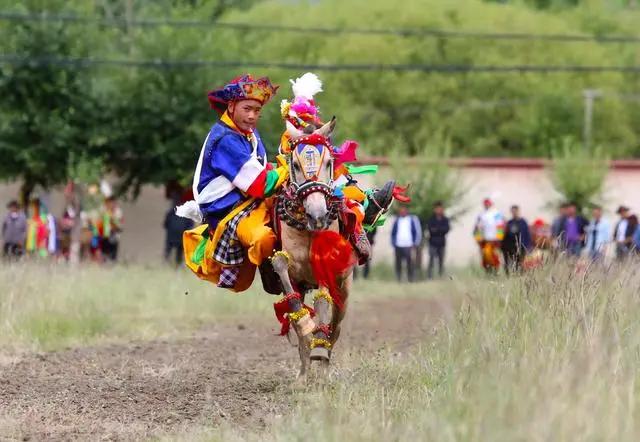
<box><xmin>290</xmin><ymin>72</ymin><xmax>323</xmax><ymax>100</ymax></box>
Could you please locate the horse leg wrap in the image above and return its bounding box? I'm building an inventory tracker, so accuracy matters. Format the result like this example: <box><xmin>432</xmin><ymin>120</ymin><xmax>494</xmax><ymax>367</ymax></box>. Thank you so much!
<box><xmin>310</xmin><ymin>288</ymin><xmax>332</xmax><ymax>360</ymax></box>
<box><xmin>271</xmin><ymin>251</ymin><xmax>296</xmax><ymax>295</ymax></box>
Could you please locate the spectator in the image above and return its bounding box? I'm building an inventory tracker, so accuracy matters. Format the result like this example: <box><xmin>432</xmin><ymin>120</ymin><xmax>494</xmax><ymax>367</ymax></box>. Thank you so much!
<box><xmin>99</xmin><ymin>196</ymin><xmax>123</xmax><ymax>262</ymax></box>
<box><xmin>164</xmin><ymin>206</ymin><xmax>194</xmax><ymax>266</ymax></box>
<box><xmin>2</xmin><ymin>200</ymin><xmax>27</xmax><ymax>258</ymax></box>
<box><xmin>502</xmin><ymin>205</ymin><xmax>532</xmax><ymax>274</ymax></box>
<box><xmin>426</xmin><ymin>201</ymin><xmax>450</xmax><ymax>279</ymax></box>
<box><xmin>391</xmin><ymin>206</ymin><xmax>421</xmax><ymax>282</ymax></box>
<box><xmin>626</xmin><ymin>214</ymin><xmax>638</xmax><ymax>255</ymax></box>
<box><xmin>633</xmin><ymin>219</ymin><xmax>640</xmax><ymax>254</ymax></box>
<box><xmin>560</xmin><ymin>202</ymin><xmax>588</xmax><ymax>257</ymax></box>
<box><xmin>473</xmin><ymin>198</ymin><xmax>505</xmax><ymax>274</ymax></box>
<box><xmin>584</xmin><ymin>205</ymin><xmax>611</xmax><ymax>262</ymax></box>
<box><xmin>551</xmin><ymin>202</ymin><xmax>570</xmax><ymax>250</ymax></box>
<box><xmin>614</xmin><ymin>206</ymin><xmax>635</xmax><ymax>261</ymax></box>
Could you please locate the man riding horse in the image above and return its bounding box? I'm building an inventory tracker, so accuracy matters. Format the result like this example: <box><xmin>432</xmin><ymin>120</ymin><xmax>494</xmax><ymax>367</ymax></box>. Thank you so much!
<box><xmin>178</xmin><ymin>73</ymin><xmax>396</xmax><ymax>292</ymax></box>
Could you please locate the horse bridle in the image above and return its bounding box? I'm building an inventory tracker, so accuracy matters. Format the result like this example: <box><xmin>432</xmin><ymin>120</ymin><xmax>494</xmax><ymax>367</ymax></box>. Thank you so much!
<box><xmin>277</xmin><ymin>150</ymin><xmax>341</xmax><ymax>231</ymax></box>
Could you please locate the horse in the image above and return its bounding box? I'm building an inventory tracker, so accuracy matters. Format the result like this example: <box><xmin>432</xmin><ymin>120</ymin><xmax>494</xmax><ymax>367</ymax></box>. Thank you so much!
<box><xmin>270</xmin><ymin>123</ymin><xmax>357</xmax><ymax>380</ymax></box>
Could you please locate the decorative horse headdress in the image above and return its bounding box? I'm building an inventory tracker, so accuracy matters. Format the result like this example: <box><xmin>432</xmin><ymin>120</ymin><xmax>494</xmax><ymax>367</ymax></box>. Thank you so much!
<box><xmin>208</xmin><ymin>74</ymin><xmax>279</xmax><ymax>115</ymax></box>
<box><xmin>280</xmin><ymin>72</ymin><xmax>324</xmax><ymax>139</ymax></box>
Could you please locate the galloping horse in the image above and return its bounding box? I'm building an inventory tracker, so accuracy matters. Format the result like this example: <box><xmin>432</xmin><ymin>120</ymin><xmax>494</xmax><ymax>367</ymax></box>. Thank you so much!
<box><xmin>270</xmin><ymin>124</ymin><xmax>357</xmax><ymax>379</ymax></box>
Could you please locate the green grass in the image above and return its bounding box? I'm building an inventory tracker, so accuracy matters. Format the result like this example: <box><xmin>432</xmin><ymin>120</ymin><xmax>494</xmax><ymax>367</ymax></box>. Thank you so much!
<box><xmin>179</xmin><ymin>260</ymin><xmax>640</xmax><ymax>442</ymax></box>
<box><xmin>0</xmin><ymin>262</ymin><xmax>273</xmax><ymax>351</ymax></box>
<box><xmin>0</xmin><ymin>262</ymin><xmax>453</xmax><ymax>351</ymax></box>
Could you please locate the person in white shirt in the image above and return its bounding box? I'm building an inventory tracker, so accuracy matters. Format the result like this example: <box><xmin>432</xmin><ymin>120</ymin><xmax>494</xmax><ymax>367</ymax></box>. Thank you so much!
<box><xmin>614</xmin><ymin>205</ymin><xmax>632</xmax><ymax>261</ymax></box>
<box><xmin>585</xmin><ymin>205</ymin><xmax>611</xmax><ymax>262</ymax></box>
<box><xmin>473</xmin><ymin>198</ymin><xmax>506</xmax><ymax>273</ymax></box>
<box><xmin>391</xmin><ymin>206</ymin><xmax>422</xmax><ymax>282</ymax></box>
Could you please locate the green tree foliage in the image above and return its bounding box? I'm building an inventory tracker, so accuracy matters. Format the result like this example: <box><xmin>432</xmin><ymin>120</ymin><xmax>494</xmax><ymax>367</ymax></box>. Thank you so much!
<box><xmin>0</xmin><ymin>15</ymin><xmax>98</xmax><ymax>201</ymax></box>
<box><xmin>549</xmin><ymin>138</ymin><xmax>610</xmax><ymax>211</ymax></box>
<box><xmin>1</xmin><ymin>0</ymin><xmax>640</xmax><ymax>196</ymax></box>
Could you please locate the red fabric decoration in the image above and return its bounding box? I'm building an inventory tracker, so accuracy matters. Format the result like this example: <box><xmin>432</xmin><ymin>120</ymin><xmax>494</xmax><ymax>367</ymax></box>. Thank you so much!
<box><xmin>316</xmin><ymin>324</ymin><xmax>331</xmax><ymax>337</ymax></box>
<box><xmin>309</xmin><ymin>231</ymin><xmax>355</xmax><ymax>310</ymax></box>
<box><xmin>334</xmin><ymin>140</ymin><xmax>358</xmax><ymax>168</ymax></box>
<box><xmin>273</xmin><ymin>292</ymin><xmax>315</xmax><ymax>336</ymax></box>
<box><xmin>246</xmin><ymin>169</ymin><xmax>267</xmax><ymax>198</ymax></box>
<box><xmin>392</xmin><ymin>184</ymin><xmax>412</xmax><ymax>203</ymax></box>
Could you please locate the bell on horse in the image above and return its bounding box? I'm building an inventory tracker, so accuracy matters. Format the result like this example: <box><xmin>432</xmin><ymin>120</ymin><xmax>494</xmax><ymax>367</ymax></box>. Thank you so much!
<box><xmin>271</xmin><ymin>125</ymin><xmax>356</xmax><ymax>381</ymax></box>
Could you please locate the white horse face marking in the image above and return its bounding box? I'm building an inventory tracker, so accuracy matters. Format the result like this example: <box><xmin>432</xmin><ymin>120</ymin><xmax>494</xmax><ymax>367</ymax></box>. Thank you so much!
<box><xmin>290</xmin><ymin>143</ymin><xmax>334</xmax><ymax>231</ymax></box>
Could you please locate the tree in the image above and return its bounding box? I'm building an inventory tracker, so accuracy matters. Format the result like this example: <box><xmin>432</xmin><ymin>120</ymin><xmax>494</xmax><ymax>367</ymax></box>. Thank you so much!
<box><xmin>0</xmin><ymin>19</ymin><xmax>98</xmax><ymax>204</ymax></box>
<box><xmin>548</xmin><ymin>138</ymin><xmax>610</xmax><ymax>212</ymax></box>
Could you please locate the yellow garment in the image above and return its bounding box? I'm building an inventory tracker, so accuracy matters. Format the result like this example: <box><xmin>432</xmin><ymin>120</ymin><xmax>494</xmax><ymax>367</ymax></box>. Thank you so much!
<box><xmin>183</xmin><ymin>199</ymin><xmax>276</xmax><ymax>292</ymax></box>
<box><xmin>343</xmin><ymin>185</ymin><xmax>366</xmax><ymax>203</ymax></box>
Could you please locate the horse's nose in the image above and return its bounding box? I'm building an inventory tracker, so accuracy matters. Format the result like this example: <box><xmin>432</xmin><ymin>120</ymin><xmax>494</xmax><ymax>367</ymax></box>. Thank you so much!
<box><xmin>303</xmin><ymin>193</ymin><xmax>328</xmax><ymax>231</ymax></box>
<box><xmin>306</xmin><ymin>213</ymin><xmax>325</xmax><ymax>231</ymax></box>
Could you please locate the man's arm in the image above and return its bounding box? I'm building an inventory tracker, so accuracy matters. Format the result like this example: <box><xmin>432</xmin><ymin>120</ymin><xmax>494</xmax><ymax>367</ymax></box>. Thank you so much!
<box><xmin>413</xmin><ymin>216</ymin><xmax>423</xmax><ymax>246</ymax></box>
<box><xmin>443</xmin><ymin>218</ymin><xmax>450</xmax><ymax>235</ymax></box>
<box><xmin>521</xmin><ymin>219</ymin><xmax>533</xmax><ymax>250</ymax></box>
<box><xmin>212</xmin><ymin>134</ymin><xmax>286</xmax><ymax>199</ymax></box>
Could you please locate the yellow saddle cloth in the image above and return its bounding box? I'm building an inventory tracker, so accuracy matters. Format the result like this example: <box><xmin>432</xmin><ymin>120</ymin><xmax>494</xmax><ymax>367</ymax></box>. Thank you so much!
<box><xmin>183</xmin><ymin>199</ymin><xmax>262</xmax><ymax>292</ymax></box>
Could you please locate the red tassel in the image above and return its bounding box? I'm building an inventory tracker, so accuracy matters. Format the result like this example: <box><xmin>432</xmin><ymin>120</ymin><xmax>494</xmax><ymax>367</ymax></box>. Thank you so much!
<box><xmin>273</xmin><ymin>293</ymin><xmax>315</xmax><ymax>336</ymax></box>
<box><xmin>392</xmin><ymin>184</ymin><xmax>412</xmax><ymax>203</ymax></box>
<box><xmin>309</xmin><ymin>231</ymin><xmax>355</xmax><ymax>310</ymax></box>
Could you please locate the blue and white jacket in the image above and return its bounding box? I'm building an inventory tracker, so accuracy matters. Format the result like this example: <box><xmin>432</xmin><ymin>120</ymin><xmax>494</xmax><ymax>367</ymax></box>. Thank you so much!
<box><xmin>191</xmin><ymin>119</ymin><xmax>267</xmax><ymax>227</ymax></box>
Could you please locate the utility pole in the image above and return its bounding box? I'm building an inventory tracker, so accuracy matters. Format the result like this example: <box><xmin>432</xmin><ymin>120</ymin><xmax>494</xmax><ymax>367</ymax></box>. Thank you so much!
<box><xmin>583</xmin><ymin>89</ymin><xmax>601</xmax><ymax>149</ymax></box>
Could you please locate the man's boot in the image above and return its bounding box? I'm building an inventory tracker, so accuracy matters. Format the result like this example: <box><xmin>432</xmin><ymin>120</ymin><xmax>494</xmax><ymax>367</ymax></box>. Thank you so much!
<box><xmin>363</xmin><ymin>180</ymin><xmax>396</xmax><ymax>227</ymax></box>
<box><xmin>259</xmin><ymin>259</ymin><xmax>283</xmax><ymax>295</ymax></box>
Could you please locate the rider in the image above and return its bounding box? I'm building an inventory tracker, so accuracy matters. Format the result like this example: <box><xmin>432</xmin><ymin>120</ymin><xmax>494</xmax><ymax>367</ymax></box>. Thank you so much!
<box><xmin>178</xmin><ymin>74</ymin><xmax>288</xmax><ymax>290</ymax></box>
<box><xmin>178</xmin><ymin>73</ymin><xmax>397</xmax><ymax>290</ymax></box>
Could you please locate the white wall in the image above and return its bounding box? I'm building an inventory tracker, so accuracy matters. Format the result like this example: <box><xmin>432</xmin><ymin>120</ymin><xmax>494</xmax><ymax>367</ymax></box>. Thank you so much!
<box><xmin>1</xmin><ymin>167</ymin><xmax>638</xmax><ymax>266</ymax></box>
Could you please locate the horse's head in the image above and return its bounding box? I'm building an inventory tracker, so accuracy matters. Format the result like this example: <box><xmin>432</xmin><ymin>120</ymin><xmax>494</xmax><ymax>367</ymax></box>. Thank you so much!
<box><xmin>288</xmin><ymin>131</ymin><xmax>336</xmax><ymax>231</ymax></box>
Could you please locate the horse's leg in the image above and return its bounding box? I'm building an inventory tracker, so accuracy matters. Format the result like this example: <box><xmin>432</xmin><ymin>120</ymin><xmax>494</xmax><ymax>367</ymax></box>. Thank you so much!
<box><xmin>310</xmin><ymin>287</ymin><xmax>332</xmax><ymax>362</ymax></box>
<box><xmin>271</xmin><ymin>252</ymin><xmax>313</xmax><ymax>380</ymax></box>
<box><xmin>329</xmin><ymin>274</ymin><xmax>352</xmax><ymax>351</ymax></box>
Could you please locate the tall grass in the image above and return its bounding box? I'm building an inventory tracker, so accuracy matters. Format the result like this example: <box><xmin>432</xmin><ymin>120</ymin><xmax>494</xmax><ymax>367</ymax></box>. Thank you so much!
<box><xmin>204</xmin><ymin>261</ymin><xmax>640</xmax><ymax>441</ymax></box>
<box><xmin>0</xmin><ymin>263</ymin><xmax>272</xmax><ymax>351</ymax></box>
<box><xmin>0</xmin><ymin>262</ymin><xmax>449</xmax><ymax>351</ymax></box>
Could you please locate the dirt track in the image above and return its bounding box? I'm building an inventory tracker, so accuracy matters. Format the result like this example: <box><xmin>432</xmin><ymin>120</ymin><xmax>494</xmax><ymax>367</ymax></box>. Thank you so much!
<box><xmin>0</xmin><ymin>296</ymin><xmax>455</xmax><ymax>441</ymax></box>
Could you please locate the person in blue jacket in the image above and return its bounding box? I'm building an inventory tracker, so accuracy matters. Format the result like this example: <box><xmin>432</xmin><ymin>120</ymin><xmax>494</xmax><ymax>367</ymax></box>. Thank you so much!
<box><xmin>502</xmin><ymin>205</ymin><xmax>532</xmax><ymax>274</ymax></box>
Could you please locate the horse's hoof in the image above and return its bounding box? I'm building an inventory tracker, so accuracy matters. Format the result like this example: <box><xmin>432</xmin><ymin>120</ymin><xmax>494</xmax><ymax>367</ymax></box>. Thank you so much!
<box><xmin>310</xmin><ymin>346</ymin><xmax>330</xmax><ymax>361</ymax></box>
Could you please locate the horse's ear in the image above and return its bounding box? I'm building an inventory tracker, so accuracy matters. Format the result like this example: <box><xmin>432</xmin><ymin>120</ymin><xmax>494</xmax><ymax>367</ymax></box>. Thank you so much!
<box><xmin>314</xmin><ymin>116</ymin><xmax>336</xmax><ymax>138</ymax></box>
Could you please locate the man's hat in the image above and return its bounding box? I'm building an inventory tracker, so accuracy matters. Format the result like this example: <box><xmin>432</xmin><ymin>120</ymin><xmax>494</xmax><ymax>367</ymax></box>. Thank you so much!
<box><xmin>207</xmin><ymin>74</ymin><xmax>278</xmax><ymax>115</ymax></box>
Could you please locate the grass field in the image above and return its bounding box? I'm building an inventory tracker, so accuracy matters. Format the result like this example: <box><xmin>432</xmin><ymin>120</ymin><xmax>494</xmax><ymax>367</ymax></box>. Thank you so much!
<box><xmin>205</xmin><ymin>260</ymin><xmax>640</xmax><ymax>442</ymax></box>
<box><xmin>0</xmin><ymin>262</ymin><xmax>456</xmax><ymax>351</ymax></box>
<box><xmin>2</xmin><ymin>260</ymin><xmax>640</xmax><ymax>441</ymax></box>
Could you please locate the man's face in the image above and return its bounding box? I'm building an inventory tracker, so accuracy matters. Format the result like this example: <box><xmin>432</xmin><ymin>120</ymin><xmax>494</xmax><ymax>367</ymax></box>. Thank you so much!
<box><xmin>229</xmin><ymin>99</ymin><xmax>263</xmax><ymax>132</ymax></box>
<box><xmin>620</xmin><ymin>209</ymin><xmax>629</xmax><ymax>219</ymax></box>
<box><xmin>8</xmin><ymin>204</ymin><xmax>18</xmax><ymax>213</ymax></box>
<box><xmin>511</xmin><ymin>207</ymin><xmax>520</xmax><ymax>218</ymax></box>
<box><xmin>567</xmin><ymin>205</ymin><xmax>577</xmax><ymax>217</ymax></box>
<box><xmin>434</xmin><ymin>206</ymin><xmax>444</xmax><ymax>217</ymax></box>
<box><xmin>398</xmin><ymin>207</ymin><xmax>409</xmax><ymax>217</ymax></box>
<box><xmin>592</xmin><ymin>208</ymin><xmax>602</xmax><ymax>220</ymax></box>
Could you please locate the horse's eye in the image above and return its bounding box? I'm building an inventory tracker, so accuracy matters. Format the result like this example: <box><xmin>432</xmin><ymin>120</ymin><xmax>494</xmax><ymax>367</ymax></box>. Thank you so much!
<box><xmin>294</xmin><ymin>164</ymin><xmax>301</xmax><ymax>171</ymax></box>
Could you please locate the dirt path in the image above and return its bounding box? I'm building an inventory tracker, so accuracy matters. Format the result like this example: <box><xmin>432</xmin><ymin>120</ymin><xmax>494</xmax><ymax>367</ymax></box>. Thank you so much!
<box><xmin>0</xmin><ymin>296</ymin><xmax>455</xmax><ymax>441</ymax></box>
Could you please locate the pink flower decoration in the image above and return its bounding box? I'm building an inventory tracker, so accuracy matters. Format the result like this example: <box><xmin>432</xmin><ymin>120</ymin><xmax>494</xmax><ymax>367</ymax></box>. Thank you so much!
<box><xmin>334</xmin><ymin>140</ymin><xmax>358</xmax><ymax>167</ymax></box>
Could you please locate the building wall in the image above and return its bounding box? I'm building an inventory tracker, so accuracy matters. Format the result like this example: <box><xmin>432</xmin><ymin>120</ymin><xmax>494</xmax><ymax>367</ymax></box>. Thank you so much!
<box><xmin>1</xmin><ymin>165</ymin><xmax>638</xmax><ymax>267</ymax></box>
